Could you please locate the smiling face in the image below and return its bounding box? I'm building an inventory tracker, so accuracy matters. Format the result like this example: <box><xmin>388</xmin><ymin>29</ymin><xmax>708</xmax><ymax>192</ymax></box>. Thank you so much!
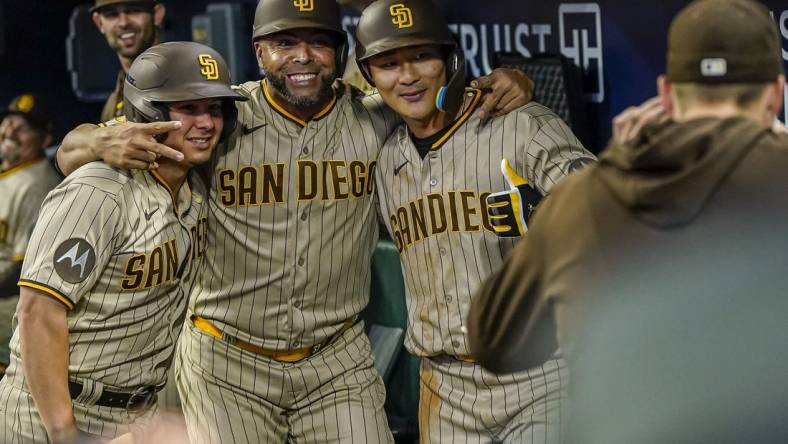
<box><xmin>254</xmin><ymin>28</ymin><xmax>339</xmax><ymax>110</ymax></box>
<box><xmin>0</xmin><ymin>114</ymin><xmax>50</xmax><ymax>168</ymax></box>
<box><xmin>92</xmin><ymin>2</ymin><xmax>164</xmax><ymax>62</ymax></box>
<box><xmin>367</xmin><ymin>45</ymin><xmax>447</xmax><ymax>124</ymax></box>
<box><xmin>162</xmin><ymin>99</ymin><xmax>224</xmax><ymax>168</ymax></box>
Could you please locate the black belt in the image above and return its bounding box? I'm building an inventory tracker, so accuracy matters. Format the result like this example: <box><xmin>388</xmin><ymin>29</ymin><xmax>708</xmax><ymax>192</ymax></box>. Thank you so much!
<box><xmin>68</xmin><ymin>380</ymin><xmax>159</xmax><ymax>412</ymax></box>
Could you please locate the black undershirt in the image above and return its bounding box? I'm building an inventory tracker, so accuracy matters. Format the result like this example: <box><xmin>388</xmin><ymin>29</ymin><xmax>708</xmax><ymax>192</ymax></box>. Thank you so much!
<box><xmin>410</xmin><ymin>125</ymin><xmax>453</xmax><ymax>159</ymax></box>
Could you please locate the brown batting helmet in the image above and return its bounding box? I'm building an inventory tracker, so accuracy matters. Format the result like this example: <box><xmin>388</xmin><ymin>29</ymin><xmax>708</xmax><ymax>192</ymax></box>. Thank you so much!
<box><xmin>252</xmin><ymin>0</ymin><xmax>348</xmax><ymax>73</ymax></box>
<box><xmin>123</xmin><ymin>42</ymin><xmax>247</xmax><ymax>141</ymax></box>
<box><xmin>354</xmin><ymin>0</ymin><xmax>466</xmax><ymax>115</ymax></box>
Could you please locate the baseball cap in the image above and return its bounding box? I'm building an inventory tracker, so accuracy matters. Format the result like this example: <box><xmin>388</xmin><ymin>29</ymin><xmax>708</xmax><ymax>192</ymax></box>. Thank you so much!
<box><xmin>667</xmin><ymin>0</ymin><xmax>783</xmax><ymax>83</ymax></box>
<box><xmin>90</xmin><ymin>0</ymin><xmax>157</xmax><ymax>14</ymax></box>
<box><xmin>1</xmin><ymin>94</ymin><xmax>55</xmax><ymax>134</ymax></box>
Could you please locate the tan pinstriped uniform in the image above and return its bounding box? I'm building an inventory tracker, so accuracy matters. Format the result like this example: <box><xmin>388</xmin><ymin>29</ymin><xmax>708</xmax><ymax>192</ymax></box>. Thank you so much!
<box><xmin>0</xmin><ymin>158</ymin><xmax>61</xmax><ymax>369</ymax></box>
<box><xmin>0</xmin><ymin>158</ymin><xmax>61</xmax><ymax>295</ymax></box>
<box><xmin>376</xmin><ymin>89</ymin><xmax>595</xmax><ymax>443</ymax></box>
<box><xmin>0</xmin><ymin>161</ymin><xmax>208</xmax><ymax>441</ymax></box>
<box><xmin>100</xmin><ymin>71</ymin><xmax>126</xmax><ymax>123</ymax></box>
<box><xmin>176</xmin><ymin>80</ymin><xmax>399</xmax><ymax>444</ymax></box>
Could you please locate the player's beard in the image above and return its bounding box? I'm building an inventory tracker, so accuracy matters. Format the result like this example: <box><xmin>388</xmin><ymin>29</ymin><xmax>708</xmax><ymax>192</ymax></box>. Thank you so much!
<box><xmin>265</xmin><ymin>71</ymin><xmax>337</xmax><ymax>109</ymax></box>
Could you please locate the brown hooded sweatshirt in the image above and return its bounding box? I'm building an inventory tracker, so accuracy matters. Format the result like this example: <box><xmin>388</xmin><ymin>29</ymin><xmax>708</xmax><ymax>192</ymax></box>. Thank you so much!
<box><xmin>467</xmin><ymin>117</ymin><xmax>788</xmax><ymax>374</ymax></box>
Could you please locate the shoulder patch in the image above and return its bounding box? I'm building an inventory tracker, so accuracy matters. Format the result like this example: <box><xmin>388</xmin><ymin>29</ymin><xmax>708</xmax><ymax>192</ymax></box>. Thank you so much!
<box><xmin>53</xmin><ymin>238</ymin><xmax>97</xmax><ymax>284</ymax></box>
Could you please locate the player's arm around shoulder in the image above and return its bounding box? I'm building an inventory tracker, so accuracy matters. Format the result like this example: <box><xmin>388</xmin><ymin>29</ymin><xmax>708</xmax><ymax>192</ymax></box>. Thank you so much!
<box><xmin>56</xmin><ymin>119</ymin><xmax>183</xmax><ymax>177</ymax></box>
<box><xmin>513</xmin><ymin>103</ymin><xmax>596</xmax><ymax>195</ymax></box>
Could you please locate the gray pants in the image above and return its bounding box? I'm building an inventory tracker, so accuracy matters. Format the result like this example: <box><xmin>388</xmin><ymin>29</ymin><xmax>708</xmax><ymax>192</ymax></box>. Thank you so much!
<box><xmin>419</xmin><ymin>355</ymin><xmax>567</xmax><ymax>444</ymax></box>
<box><xmin>176</xmin><ymin>320</ymin><xmax>393</xmax><ymax>444</ymax></box>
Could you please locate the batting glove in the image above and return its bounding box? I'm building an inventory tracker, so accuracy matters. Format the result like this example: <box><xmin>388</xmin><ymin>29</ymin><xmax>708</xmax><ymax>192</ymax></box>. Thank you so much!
<box><xmin>486</xmin><ymin>159</ymin><xmax>543</xmax><ymax>237</ymax></box>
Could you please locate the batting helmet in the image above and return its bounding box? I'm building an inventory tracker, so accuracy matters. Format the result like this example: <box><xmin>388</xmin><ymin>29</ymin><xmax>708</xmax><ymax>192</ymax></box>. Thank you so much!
<box><xmin>123</xmin><ymin>42</ymin><xmax>247</xmax><ymax>142</ymax></box>
<box><xmin>252</xmin><ymin>0</ymin><xmax>348</xmax><ymax>73</ymax></box>
<box><xmin>355</xmin><ymin>0</ymin><xmax>466</xmax><ymax>115</ymax></box>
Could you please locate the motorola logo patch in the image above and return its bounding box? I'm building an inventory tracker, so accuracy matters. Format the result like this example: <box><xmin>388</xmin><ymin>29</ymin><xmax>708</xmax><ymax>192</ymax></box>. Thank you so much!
<box><xmin>53</xmin><ymin>238</ymin><xmax>96</xmax><ymax>284</ymax></box>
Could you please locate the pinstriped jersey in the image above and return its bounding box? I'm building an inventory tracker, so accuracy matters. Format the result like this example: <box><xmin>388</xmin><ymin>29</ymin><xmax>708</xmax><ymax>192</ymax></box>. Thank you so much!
<box><xmin>13</xmin><ymin>162</ymin><xmax>208</xmax><ymax>388</ymax></box>
<box><xmin>191</xmin><ymin>80</ymin><xmax>399</xmax><ymax>350</ymax></box>
<box><xmin>376</xmin><ymin>89</ymin><xmax>595</xmax><ymax>357</ymax></box>
<box><xmin>0</xmin><ymin>158</ymin><xmax>60</xmax><ymax>291</ymax></box>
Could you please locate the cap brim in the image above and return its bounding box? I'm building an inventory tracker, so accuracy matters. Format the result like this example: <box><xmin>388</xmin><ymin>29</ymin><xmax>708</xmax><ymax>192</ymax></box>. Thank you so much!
<box><xmin>1</xmin><ymin>110</ymin><xmax>53</xmax><ymax>132</ymax></box>
<box><xmin>90</xmin><ymin>1</ymin><xmax>154</xmax><ymax>13</ymax></box>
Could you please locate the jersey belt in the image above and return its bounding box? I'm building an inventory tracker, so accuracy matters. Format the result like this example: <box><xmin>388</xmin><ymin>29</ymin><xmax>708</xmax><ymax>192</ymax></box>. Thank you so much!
<box><xmin>191</xmin><ymin>315</ymin><xmax>356</xmax><ymax>363</ymax></box>
<box><xmin>67</xmin><ymin>380</ymin><xmax>161</xmax><ymax>412</ymax></box>
<box><xmin>429</xmin><ymin>354</ymin><xmax>477</xmax><ymax>364</ymax></box>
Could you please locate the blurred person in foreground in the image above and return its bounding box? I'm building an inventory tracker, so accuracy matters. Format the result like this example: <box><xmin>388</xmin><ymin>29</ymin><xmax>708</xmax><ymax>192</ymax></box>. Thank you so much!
<box><xmin>467</xmin><ymin>0</ymin><xmax>788</xmax><ymax>442</ymax></box>
<box><xmin>0</xmin><ymin>94</ymin><xmax>61</xmax><ymax>376</ymax></box>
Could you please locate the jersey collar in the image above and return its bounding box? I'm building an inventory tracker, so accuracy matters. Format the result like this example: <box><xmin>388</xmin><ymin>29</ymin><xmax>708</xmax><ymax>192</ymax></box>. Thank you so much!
<box><xmin>0</xmin><ymin>157</ymin><xmax>45</xmax><ymax>179</ymax></box>
<box><xmin>260</xmin><ymin>79</ymin><xmax>337</xmax><ymax>127</ymax></box>
<box><xmin>429</xmin><ymin>88</ymin><xmax>482</xmax><ymax>150</ymax></box>
<box><xmin>148</xmin><ymin>169</ymin><xmax>193</xmax><ymax>215</ymax></box>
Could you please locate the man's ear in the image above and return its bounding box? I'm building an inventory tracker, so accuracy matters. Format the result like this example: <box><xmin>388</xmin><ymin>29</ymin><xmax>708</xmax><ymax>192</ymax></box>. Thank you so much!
<box><xmin>92</xmin><ymin>12</ymin><xmax>105</xmax><ymax>34</ymax></box>
<box><xmin>153</xmin><ymin>3</ymin><xmax>166</xmax><ymax>27</ymax></box>
<box><xmin>253</xmin><ymin>41</ymin><xmax>266</xmax><ymax>70</ymax></box>
<box><xmin>657</xmin><ymin>75</ymin><xmax>674</xmax><ymax>118</ymax></box>
<box><xmin>765</xmin><ymin>75</ymin><xmax>785</xmax><ymax>117</ymax></box>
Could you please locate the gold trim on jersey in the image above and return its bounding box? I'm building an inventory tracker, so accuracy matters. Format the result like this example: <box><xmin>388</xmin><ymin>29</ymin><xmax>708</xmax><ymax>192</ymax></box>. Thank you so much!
<box><xmin>0</xmin><ymin>157</ymin><xmax>45</xmax><ymax>179</ymax></box>
<box><xmin>431</xmin><ymin>89</ymin><xmax>482</xmax><ymax>150</ymax></box>
<box><xmin>261</xmin><ymin>80</ymin><xmax>337</xmax><ymax>127</ymax></box>
<box><xmin>12</xmin><ymin>254</ymin><xmax>24</xmax><ymax>262</ymax></box>
<box><xmin>17</xmin><ymin>279</ymin><xmax>76</xmax><ymax>310</ymax></box>
<box><xmin>149</xmin><ymin>170</ymin><xmax>178</xmax><ymax>209</ymax></box>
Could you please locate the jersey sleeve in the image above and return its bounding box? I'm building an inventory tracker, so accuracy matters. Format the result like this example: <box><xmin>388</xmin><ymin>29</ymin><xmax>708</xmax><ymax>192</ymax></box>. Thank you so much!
<box><xmin>17</xmin><ymin>183</ymin><xmax>123</xmax><ymax>310</ymax></box>
<box><xmin>519</xmin><ymin>114</ymin><xmax>596</xmax><ymax>195</ymax></box>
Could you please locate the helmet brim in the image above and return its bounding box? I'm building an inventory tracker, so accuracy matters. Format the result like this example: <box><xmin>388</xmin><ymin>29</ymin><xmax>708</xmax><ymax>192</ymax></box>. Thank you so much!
<box><xmin>138</xmin><ymin>82</ymin><xmax>248</xmax><ymax>103</ymax></box>
<box><xmin>356</xmin><ymin>35</ymin><xmax>455</xmax><ymax>62</ymax></box>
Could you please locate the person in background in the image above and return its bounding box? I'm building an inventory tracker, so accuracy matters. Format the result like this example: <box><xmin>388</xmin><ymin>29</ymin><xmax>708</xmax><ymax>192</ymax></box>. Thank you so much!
<box><xmin>0</xmin><ymin>94</ymin><xmax>61</xmax><ymax>376</ymax></box>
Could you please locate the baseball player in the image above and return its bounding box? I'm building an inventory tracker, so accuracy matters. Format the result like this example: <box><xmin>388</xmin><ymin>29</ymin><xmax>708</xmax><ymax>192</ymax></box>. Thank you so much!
<box><xmin>0</xmin><ymin>42</ymin><xmax>245</xmax><ymax>443</ymax></box>
<box><xmin>55</xmin><ymin>1</ymin><xmax>534</xmax><ymax>443</ymax></box>
<box><xmin>0</xmin><ymin>94</ymin><xmax>61</xmax><ymax>375</ymax></box>
<box><xmin>355</xmin><ymin>0</ymin><xmax>595</xmax><ymax>442</ymax></box>
<box><xmin>91</xmin><ymin>0</ymin><xmax>166</xmax><ymax>122</ymax></box>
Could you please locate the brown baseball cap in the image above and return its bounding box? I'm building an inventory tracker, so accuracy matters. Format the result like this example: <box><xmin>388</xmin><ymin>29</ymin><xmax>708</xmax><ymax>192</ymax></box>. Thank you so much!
<box><xmin>1</xmin><ymin>94</ymin><xmax>55</xmax><ymax>134</ymax></box>
<box><xmin>667</xmin><ymin>0</ymin><xmax>783</xmax><ymax>83</ymax></box>
<box><xmin>90</xmin><ymin>0</ymin><xmax>156</xmax><ymax>14</ymax></box>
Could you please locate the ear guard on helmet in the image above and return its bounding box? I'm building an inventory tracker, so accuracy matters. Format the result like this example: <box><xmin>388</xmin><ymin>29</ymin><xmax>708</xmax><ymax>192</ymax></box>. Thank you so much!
<box><xmin>435</xmin><ymin>46</ymin><xmax>466</xmax><ymax>115</ymax></box>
